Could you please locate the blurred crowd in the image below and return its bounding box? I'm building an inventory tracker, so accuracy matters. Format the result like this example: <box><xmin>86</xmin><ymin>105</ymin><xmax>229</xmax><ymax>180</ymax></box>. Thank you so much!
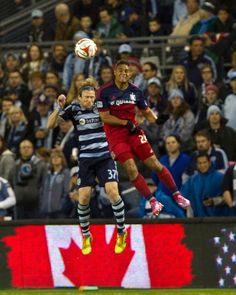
<box><xmin>1</xmin><ymin>0</ymin><xmax>236</xmax><ymax>220</ymax></box>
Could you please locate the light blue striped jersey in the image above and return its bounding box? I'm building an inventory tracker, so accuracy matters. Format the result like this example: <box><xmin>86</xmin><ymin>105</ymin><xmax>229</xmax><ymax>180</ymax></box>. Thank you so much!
<box><xmin>60</xmin><ymin>102</ymin><xmax>110</xmax><ymax>159</ymax></box>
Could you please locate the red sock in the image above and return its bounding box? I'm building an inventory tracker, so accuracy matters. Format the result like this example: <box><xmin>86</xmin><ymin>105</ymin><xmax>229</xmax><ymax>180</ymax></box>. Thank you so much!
<box><xmin>132</xmin><ymin>174</ymin><xmax>152</xmax><ymax>200</ymax></box>
<box><xmin>157</xmin><ymin>166</ymin><xmax>178</xmax><ymax>195</ymax></box>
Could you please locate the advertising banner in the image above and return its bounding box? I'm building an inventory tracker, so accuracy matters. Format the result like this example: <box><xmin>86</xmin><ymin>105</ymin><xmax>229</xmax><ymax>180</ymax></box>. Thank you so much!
<box><xmin>0</xmin><ymin>223</ymin><xmax>236</xmax><ymax>289</ymax></box>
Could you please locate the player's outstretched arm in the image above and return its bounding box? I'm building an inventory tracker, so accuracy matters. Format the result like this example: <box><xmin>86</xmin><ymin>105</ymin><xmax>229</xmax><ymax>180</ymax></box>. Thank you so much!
<box><xmin>47</xmin><ymin>94</ymin><xmax>66</xmax><ymax>129</ymax></box>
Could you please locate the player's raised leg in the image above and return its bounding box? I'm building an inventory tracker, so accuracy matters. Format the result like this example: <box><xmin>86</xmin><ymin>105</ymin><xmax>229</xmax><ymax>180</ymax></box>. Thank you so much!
<box><xmin>144</xmin><ymin>155</ymin><xmax>190</xmax><ymax>209</ymax></box>
<box><xmin>119</xmin><ymin>153</ymin><xmax>164</xmax><ymax>216</ymax></box>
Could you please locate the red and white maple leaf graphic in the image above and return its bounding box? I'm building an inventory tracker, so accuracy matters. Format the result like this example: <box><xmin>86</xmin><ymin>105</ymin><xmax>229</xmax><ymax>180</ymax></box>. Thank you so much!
<box><xmin>59</xmin><ymin>226</ymin><xmax>135</xmax><ymax>287</ymax></box>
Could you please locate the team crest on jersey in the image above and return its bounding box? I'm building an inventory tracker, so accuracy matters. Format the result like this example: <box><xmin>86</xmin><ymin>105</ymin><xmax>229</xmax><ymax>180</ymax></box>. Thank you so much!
<box><xmin>96</xmin><ymin>101</ymin><xmax>103</xmax><ymax>108</ymax></box>
<box><xmin>130</xmin><ymin>92</ymin><xmax>136</xmax><ymax>101</ymax></box>
<box><xmin>79</xmin><ymin>118</ymin><xmax>86</xmax><ymax>125</ymax></box>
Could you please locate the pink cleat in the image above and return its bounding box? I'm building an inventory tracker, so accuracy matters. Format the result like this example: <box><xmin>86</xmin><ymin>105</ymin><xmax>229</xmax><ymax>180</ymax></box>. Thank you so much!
<box><xmin>174</xmin><ymin>193</ymin><xmax>190</xmax><ymax>209</ymax></box>
<box><xmin>149</xmin><ymin>198</ymin><xmax>164</xmax><ymax>216</ymax></box>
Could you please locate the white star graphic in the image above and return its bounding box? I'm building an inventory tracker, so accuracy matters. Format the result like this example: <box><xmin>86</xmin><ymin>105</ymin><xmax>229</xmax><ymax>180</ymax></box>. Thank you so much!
<box><xmin>219</xmin><ymin>278</ymin><xmax>224</xmax><ymax>287</ymax></box>
<box><xmin>216</xmin><ymin>256</ymin><xmax>223</xmax><ymax>265</ymax></box>
<box><xmin>214</xmin><ymin>237</ymin><xmax>220</xmax><ymax>244</ymax></box>
<box><xmin>229</xmin><ymin>232</ymin><xmax>235</xmax><ymax>241</ymax></box>
<box><xmin>225</xmin><ymin>266</ymin><xmax>231</xmax><ymax>275</ymax></box>
<box><xmin>232</xmin><ymin>254</ymin><xmax>236</xmax><ymax>263</ymax></box>
<box><xmin>223</xmin><ymin>244</ymin><xmax>228</xmax><ymax>253</ymax></box>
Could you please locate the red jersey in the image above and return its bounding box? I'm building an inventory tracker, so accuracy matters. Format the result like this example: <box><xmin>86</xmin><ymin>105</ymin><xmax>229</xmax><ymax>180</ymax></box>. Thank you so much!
<box><xmin>97</xmin><ymin>81</ymin><xmax>148</xmax><ymax>144</ymax></box>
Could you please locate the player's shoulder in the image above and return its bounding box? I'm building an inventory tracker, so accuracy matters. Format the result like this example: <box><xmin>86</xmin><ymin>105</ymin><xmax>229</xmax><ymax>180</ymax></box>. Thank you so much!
<box><xmin>97</xmin><ymin>81</ymin><xmax>115</xmax><ymax>95</ymax></box>
<box><xmin>128</xmin><ymin>82</ymin><xmax>143</xmax><ymax>94</ymax></box>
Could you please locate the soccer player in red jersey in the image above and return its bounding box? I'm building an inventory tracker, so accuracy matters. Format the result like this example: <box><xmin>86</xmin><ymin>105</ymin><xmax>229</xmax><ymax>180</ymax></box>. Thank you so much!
<box><xmin>97</xmin><ymin>60</ymin><xmax>190</xmax><ymax>215</ymax></box>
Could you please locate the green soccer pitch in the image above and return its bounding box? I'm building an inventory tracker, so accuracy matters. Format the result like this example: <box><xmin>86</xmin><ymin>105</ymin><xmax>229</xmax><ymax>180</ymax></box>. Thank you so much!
<box><xmin>0</xmin><ymin>289</ymin><xmax>236</xmax><ymax>295</ymax></box>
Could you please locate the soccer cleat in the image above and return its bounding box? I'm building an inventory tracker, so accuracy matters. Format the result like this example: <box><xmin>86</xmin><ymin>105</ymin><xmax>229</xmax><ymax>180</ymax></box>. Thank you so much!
<box><xmin>149</xmin><ymin>197</ymin><xmax>164</xmax><ymax>216</ymax></box>
<box><xmin>82</xmin><ymin>235</ymin><xmax>92</xmax><ymax>255</ymax></box>
<box><xmin>174</xmin><ymin>193</ymin><xmax>190</xmax><ymax>209</ymax></box>
<box><xmin>115</xmin><ymin>231</ymin><xmax>127</xmax><ymax>254</ymax></box>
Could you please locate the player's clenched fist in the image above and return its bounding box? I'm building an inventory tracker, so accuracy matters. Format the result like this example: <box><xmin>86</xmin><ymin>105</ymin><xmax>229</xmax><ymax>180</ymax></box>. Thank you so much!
<box><xmin>57</xmin><ymin>94</ymin><xmax>66</xmax><ymax>108</ymax></box>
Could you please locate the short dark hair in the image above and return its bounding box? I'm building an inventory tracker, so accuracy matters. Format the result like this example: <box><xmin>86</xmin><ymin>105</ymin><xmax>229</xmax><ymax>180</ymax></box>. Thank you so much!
<box><xmin>114</xmin><ymin>59</ymin><xmax>130</xmax><ymax>68</ymax></box>
<box><xmin>142</xmin><ymin>61</ymin><xmax>158</xmax><ymax>72</ymax></box>
<box><xmin>195</xmin><ymin>129</ymin><xmax>211</xmax><ymax>141</ymax></box>
<box><xmin>188</xmin><ymin>35</ymin><xmax>205</xmax><ymax>45</ymax></box>
<box><xmin>99</xmin><ymin>5</ymin><xmax>112</xmax><ymax>15</ymax></box>
<box><xmin>196</xmin><ymin>151</ymin><xmax>210</xmax><ymax>161</ymax></box>
<box><xmin>165</xmin><ymin>134</ymin><xmax>182</xmax><ymax>145</ymax></box>
<box><xmin>148</xmin><ymin>17</ymin><xmax>160</xmax><ymax>24</ymax></box>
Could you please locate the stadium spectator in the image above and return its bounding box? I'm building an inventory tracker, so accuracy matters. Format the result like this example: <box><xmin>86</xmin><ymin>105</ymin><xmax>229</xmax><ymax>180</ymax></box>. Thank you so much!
<box><xmin>83</xmin><ymin>37</ymin><xmax>113</xmax><ymax>82</ymax></box>
<box><xmin>8</xmin><ymin>139</ymin><xmax>47</xmax><ymax>219</ymax></box>
<box><xmin>54</xmin><ymin>3</ymin><xmax>81</xmax><ymax>41</ymax></box>
<box><xmin>172</xmin><ymin>0</ymin><xmax>187</xmax><ymax>26</ymax></box>
<box><xmin>80</xmin><ymin>15</ymin><xmax>94</xmax><ymax>38</ymax></box>
<box><xmin>185</xmin><ymin>129</ymin><xmax>229</xmax><ymax>177</ymax></box>
<box><xmin>214</xmin><ymin>5</ymin><xmax>235</xmax><ymax>33</ymax></box>
<box><xmin>128</xmin><ymin>57</ymin><xmax>145</xmax><ymax>89</ymax></box>
<box><xmin>0</xmin><ymin>176</ymin><xmax>16</xmax><ymax>220</ymax></box>
<box><xmin>96</xmin><ymin>6</ymin><xmax>124</xmax><ymax>39</ymax></box>
<box><xmin>164</xmin><ymin>65</ymin><xmax>199</xmax><ymax>114</ymax></box>
<box><xmin>196</xmin><ymin>84</ymin><xmax>223</xmax><ymax>124</ymax></box>
<box><xmin>48</xmin><ymin>44</ymin><xmax>67</xmax><ymax>79</ymax></box>
<box><xmin>6</xmin><ymin>106</ymin><xmax>33</xmax><ymax>154</ymax></box>
<box><xmin>66</xmin><ymin>73</ymin><xmax>85</xmax><ymax>105</ymax></box>
<box><xmin>45</xmin><ymin>71</ymin><xmax>61</xmax><ymax>90</ymax></box>
<box><xmin>142</xmin><ymin>61</ymin><xmax>160</xmax><ymax>92</ymax></box>
<box><xmin>117</xmin><ymin>44</ymin><xmax>133</xmax><ymax>62</ymax></box>
<box><xmin>62</xmin><ymin>31</ymin><xmax>88</xmax><ymax>91</ymax></box>
<box><xmin>222</xmin><ymin>163</ymin><xmax>236</xmax><ymax>209</ymax></box>
<box><xmin>160</xmin><ymin>89</ymin><xmax>195</xmax><ymax>152</ymax></box>
<box><xmin>170</xmin><ymin>0</ymin><xmax>201</xmax><ymax>44</ymax></box>
<box><xmin>0</xmin><ymin>97</ymin><xmax>14</xmax><ymax>138</ymax></box>
<box><xmin>152</xmin><ymin>134</ymin><xmax>191</xmax><ymax>196</ymax></box>
<box><xmin>28</xmin><ymin>71</ymin><xmax>44</xmax><ymax>94</ymax></box>
<box><xmin>0</xmin><ymin>136</ymin><xmax>15</xmax><ymax>180</ymax></box>
<box><xmin>122</xmin><ymin>6</ymin><xmax>144</xmax><ymax>37</ymax></box>
<box><xmin>146</xmin><ymin>77</ymin><xmax>167</xmax><ymax>115</ymax></box>
<box><xmin>52</xmin><ymin>120</ymin><xmax>76</xmax><ymax>167</ymax></box>
<box><xmin>99</xmin><ymin>65</ymin><xmax>114</xmax><ymax>86</ymax></box>
<box><xmin>31</xmin><ymin>94</ymin><xmax>53</xmax><ymax>149</ymax></box>
<box><xmin>72</xmin><ymin>0</ymin><xmax>102</xmax><ymax>28</ymax></box>
<box><xmin>27</xmin><ymin>9</ymin><xmax>54</xmax><ymax>42</ymax></box>
<box><xmin>48</xmin><ymin>78</ymin><xmax>127</xmax><ymax>255</ymax></box>
<box><xmin>190</xmin><ymin>1</ymin><xmax>217</xmax><ymax>35</ymax></box>
<box><xmin>4</xmin><ymin>53</ymin><xmax>20</xmax><ymax>74</ymax></box>
<box><xmin>21</xmin><ymin>44</ymin><xmax>48</xmax><ymax>83</ymax></box>
<box><xmin>195</xmin><ymin>105</ymin><xmax>236</xmax><ymax>161</ymax></box>
<box><xmin>148</xmin><ymin>17</ymin><xmax>170</xmax><ymax>41</ymax></box>
<box><xmin>181</xmin><ymin>151</ymin><xmax>231</xmax><ymax>217</ymax></box>
<box><xmin>97</xmin><ymin>60</ymin><xmax>191</xmax><ymax>217</ymax></box>
<box><xmin>199</xmin><ymin>64</ymin><xmax>215</xmax><ymax>97</ymax></box>
<box><xmin>180</xmin><ymin>35</ymin><xmax>217</xmax><ymax>87</ymax></box>
<box><xmin>0</xmin><ymin>62</ymin><xmax>7</xmax><ymax>98</ymax></box>
<box><xmin>39</xmin><ymin>150</ymin><xmax>71</xmax><ymax>218</ymax></box>
<box><xmin>223</xmin><ymin>70</ymin><xmax>236</xmax><ymax>130</ymax></box>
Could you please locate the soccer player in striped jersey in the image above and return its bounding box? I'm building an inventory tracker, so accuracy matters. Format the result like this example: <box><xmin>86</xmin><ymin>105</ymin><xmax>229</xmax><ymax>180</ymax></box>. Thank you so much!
<box><xmin>47</xmin><ymin>78</ymin><xmax>126</xmax><ymax>255</ymax></box>
<box><xmin>97</xmin><ymin>60</ymin><xmax>190</xmax><ymax>215</ymax></box>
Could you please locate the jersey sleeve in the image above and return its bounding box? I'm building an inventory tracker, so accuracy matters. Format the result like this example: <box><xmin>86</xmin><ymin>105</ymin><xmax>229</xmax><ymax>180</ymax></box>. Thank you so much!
<box><xmin>136</xmin><ymin>88</ymin><xmax>148</xmax><ymax>110</ymax></box>
<box><xmin>59</xmin><ymin>105</ymin><xmax>73</xmax><ymax>121</ymax></box>
<box><xmin>96</xmin><ymin>87</ymin><xmax>109</xmax><ymax>112</ymax></box>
